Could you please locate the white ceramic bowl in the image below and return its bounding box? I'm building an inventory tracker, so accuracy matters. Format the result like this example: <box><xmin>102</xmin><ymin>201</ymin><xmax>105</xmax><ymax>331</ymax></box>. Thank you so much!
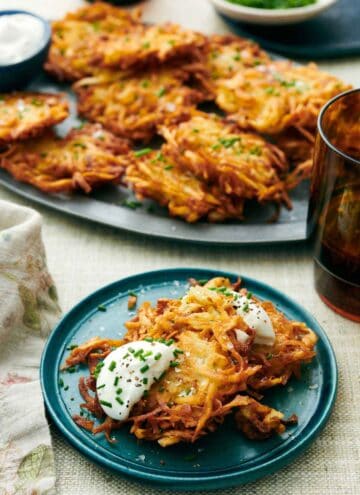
<box><xmin>209</xmin><ymin>0</ymin><xmax>338</xmax><ymax>25</ymax></box>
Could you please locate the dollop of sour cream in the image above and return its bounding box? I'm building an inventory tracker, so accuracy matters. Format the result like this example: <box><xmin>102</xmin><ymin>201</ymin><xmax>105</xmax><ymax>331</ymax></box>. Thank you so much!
<box><xmin>96</xmin><ymin>340</ymin><xmax>176</xmax><ymax>421</ymax></box>
<box><xmin>0</xmin><ymin>14</ymin><xmax>45</xmax><ymax>66</ymax></box>
<box><xmin>232</xmin><ymin>292</ymin><xmax>275</xmax><ymax>347</ymax></box>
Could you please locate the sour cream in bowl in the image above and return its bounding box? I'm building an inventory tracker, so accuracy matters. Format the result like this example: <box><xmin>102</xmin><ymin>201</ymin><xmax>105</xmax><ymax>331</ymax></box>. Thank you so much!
<box><xmin>0</xmin><ymin>10</ymin><xmax>51</xmax><ymax>92</ymax></box>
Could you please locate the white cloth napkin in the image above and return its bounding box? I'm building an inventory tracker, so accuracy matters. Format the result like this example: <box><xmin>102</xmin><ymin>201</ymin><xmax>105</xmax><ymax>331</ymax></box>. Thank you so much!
<box><xmin>0</xmin><ymin>200</ymin><xmax>61</xmax><ymax>495</ymax></box>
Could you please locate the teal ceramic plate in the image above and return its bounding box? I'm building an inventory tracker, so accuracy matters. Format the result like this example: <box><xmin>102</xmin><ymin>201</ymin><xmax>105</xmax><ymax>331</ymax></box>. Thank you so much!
<box><xmin>40</xmin><ymin>268</ymin><xmax>337</xmax><ymax>490</ymax></box>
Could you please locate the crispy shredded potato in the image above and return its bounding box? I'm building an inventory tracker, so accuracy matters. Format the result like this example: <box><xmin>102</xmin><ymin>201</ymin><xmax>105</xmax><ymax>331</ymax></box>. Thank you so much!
<box><xmin>74</xmin><ymin>67</ymin><xmax>206</xmax><ymax>142</ymax></box>
<box><xmin>45</xmin><ymin>2</ymin><xmax>205</xmax><ymax>81</ymax></box>
<box><xmin>64</xmin><ymin>277</ymin><xmax>317</xmax><ymax>445</ymax></box>
<box><xmin>99</xmin><ymin>23</ymin><xmax>206</xmax><ymax>70</ymax></box>
<box><xmin>0</xmin><ymin>93</ymin><xmax>69</xmax><ymax>145</ymax></box>
<box><xmin>0</xmin><ymin>124</ymin><xmax>130</xmax><ymax>194</ymax></box>
<box><xmin>45</xmin><ymin>2</ymin><xmax>143</xmax><ymax>81</ymax></box>
<box><xmin>160</xmin><ymin>111</ymin><xmax>290</xmax><ymax>204</ymax></box>
<box><xmin>215</xmin><ymin>61</ymin><xmax>351</xmax><ymax>134</ymax></box>
<box><xmin>125</xmin><ymin>149</ymin><xmax>245</xmax><ymax>222</ymax></box>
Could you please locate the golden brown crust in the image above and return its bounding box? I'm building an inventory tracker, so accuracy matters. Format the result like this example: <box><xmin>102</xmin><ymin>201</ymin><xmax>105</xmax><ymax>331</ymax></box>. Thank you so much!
<box><xmin>44</xmin><ymin>2</ymin><xmax>143</xmax><ymax>81</ymax></box>
<box><xmin>0</xmin><ymin>123</ymin><xmax>130</xmax><ymax>194</ymax></box>
<box><xmin>64</xmin><ymin>277</ymin><xmax>317</xmax><ymax>446</ymax></box>
<box><xmin>74</xmin><ymin>67</ymin><xmax>206</xmax><ymax>142</ymax></box>
<box><xmin>160</xmin><ymin>111</ymin><xmax>289</xmax><ymax>204</ymax></box>
<box><xmin>125</xmin><ymin>149</ymin><xmax>245</xmax><ymax>222</ymax></box>
<box><xmin>215</xmin><ymin>61</ymin><xmax>351</xmax><ymax>135</ymax></box>
<box><xmin>0</xmin><ymin>93</ymin><xmax>69</xmax><ymax>145</ymax></box>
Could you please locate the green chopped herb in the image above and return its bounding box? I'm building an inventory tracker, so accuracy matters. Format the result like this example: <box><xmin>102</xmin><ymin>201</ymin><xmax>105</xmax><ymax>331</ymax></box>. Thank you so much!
<box><xmin>142</xmin><ymin>41</ymin><xmax>151</xmax><ymax>49</ymax></box>
<box><xmin>211</xmin><ymin>143</ymin><xmax>221</xmax><ymax>151</ymax></box>
<box><xmin>59</xmin><ymin>378</ymin><xmax>64</xmax><ymax>388</ymax></box>
<box><xmin>144</xmin><ymin>337</ymin><xmax>154</xmax><ymax>342</ymax></box>
<box><xmin>164</xmin><ymin>165</ymin><xmax>173</xmax><ymax>171</ymax></box>
<box><xmin>170</xmin><ymin>361</ymin><xmax>179</xmax><ymax>368</ymax></box>
<box><xmin>173</xmin><ymin>349</ymin><xmax>184</xmax><ymax>357</ymax></box>
<box><xmin>73</xmin><ymin>142</ymin><xmax>87</xmax><ymax>149</ymax></box>
<box><xmin>122</xmin><ymin>199</ymin><xmax>142</xmax><ymax>209</ymax></box>
<box><xmin>143</xmin><ymin>377</ymin><xmax>148</xmax><ymax>385</ymax></box>
<box><xmin>219</xmin><ymin>137</ymin><xmax>240</xmax><ymax>148</ymax></box>
<box><xmin>143</xmin><ymin>390</ymin><xmax>149</xmax><ymax>398</ymax></box>
<box><xmin>249</xmin><ymin>146</ymin><xmax>262</xmax><ymax>156</ymax></box>
<box><xmin>134</xmin><ymin>148</ymin><xmax>152</xmax><ymax>157</ymax></box>
<box><xmin>197</xmin><ymin>279</ymin><xmax>208</xmax><ymax>286</ymax></box>
<box><xmin>100</xmin><ymin>400</ymin><xmax>112</xmax><ymax>408</ymax></box>
<box><xmin>31</xmin><ymin>98</ymin><xmax>43</xmax><ymax>106</ymax></box>
<box><xmin>233</xmin><ymin>54</ymin><xmax>242</xmax><ymax>61</ymax></box>
<box><xmin>116</xmin><ymin>387</ymin><xmax>123</xmax><ymax>394</ymax></box>
<box><xmin>242</xmin><ymin>303</ymin><xmax>249</xmax><ymax>312</ymax></box>
<box><xmin>156</xmin><ymin>87</ymin><xmax>166</xmax><ymax>97</ymax></box>
<box><xmin>114</xmin><ymin>376</ymin><xmax>119</xmax><ymax>386</ymax></box>
<box><xmin>92</xmin><ymin>21</ymin><xmax>100</xmax><ymax>31</ymax></box>
<box><xmin>141</xmin><ymin>79</ymin><xmax>150</xmax><ymax>88</ymax></box>
<box><xmin>154</xmin><ymin>353</ymin><xmax>162</xmax><ymax>361</ymax></box>
<box><xmin>66</xmin><ymin>344</ymin><xmax>78</xmax><ymax>350</ymax></box>
<box><xmin>192</xmin><ymin>128</ymin><xmax>200</xmax><ymax>133</ymax></box>
<box><xmin>64</xmin><ymin>385</ymin><xmax>69</xmax><ymax>391</ymax></box>
<box><xmin>115</xmin><ymin>397</ymin><xmax>124</xmax><ymax>405</ymax></box>
<box><xmin>97</xmin><ymin>304</ymin><xmax>107</xmax><ymax>312</ymax></box>
<box><xmin>128</xmin><ymin>291</ymin><xmax>137</xmax><ymax>297</ymax></box>
<box><xmin>129</xmin><ymin>347</ymin><xmax>135</xmax><ymax>354</ymax></box>
<box><xmin>140</xmin><ymin>364</ymin><xmax>150</xmax><ymax>373</ymax></box>
<box><xmin>143</xmin><ymin>350</ymin><xmax>153</xmax><ymax>358</ymax></box>
<box><xmin>167</xmin><ymin>39</ymin><xmax>176</xmax><ymax>46</ymax></box>
<box><xmin>97</xmin><ymin>384</ymin><xmax>106</xmax><ymax>389</ymax></box>
<box><xmin>93</xmin><ymin>361</ymin><xmax>104</xmax><ymax>379</ymax></box>
<box><xmin>158</xmin><ymin>371</ymin><xmax>166</xmax><ymax>380</ymax></box>
<box><xmin>67</xmin><ymin>366</ymin><xmax>76</xmax><ymax>373</ymax></box>
<box><xmin>265</xmin><ymin>86</ymin><xmax>280</xmax><ymax>96</ymax></box>
<box><xmin>166</xmin><ymin>339</ymin><xmax>174</xmax><ymax>346</ymax></box>
<box><xmin>246</xmin><ymin>291</ymin><xmax>253</xmax><ymax>299</ymax></box>
<box><xmin>266</xmin><ymin>353</ymin><xmax>273</xmax><ymax>360</ymax></box>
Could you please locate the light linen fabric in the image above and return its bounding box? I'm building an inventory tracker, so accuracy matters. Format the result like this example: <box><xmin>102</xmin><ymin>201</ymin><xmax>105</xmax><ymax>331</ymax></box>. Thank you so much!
<box><xmin>0</xmin><ymin>200</ymin><xmax>61</xmax><ymax>495</ymax></box>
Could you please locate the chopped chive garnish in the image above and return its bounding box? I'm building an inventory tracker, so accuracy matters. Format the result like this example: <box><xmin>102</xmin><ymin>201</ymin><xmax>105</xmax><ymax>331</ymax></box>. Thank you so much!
<box><xmin>122</xmin><ymin>199</ymin><xmax>142</xmax><ymax>209</ymax></box>
<box><xmin>134</xmin><ymin>349</ymin><xmax>143</xmax><ymax>357</ymax></box>
<box><xmin>64</xmin><ymin>385</ymin><xmax>69</xmax><ymax>391</ymax></box>
<box><xmin>67</xmin><ymin>366</ymin><xmax>76</xmax><ymax>373</ymax></box>
<box><xmin>134</xmin><ymin>148</ymin><xmax>152</xmax><ymax>157</ymax></box>
<box><xmin>143</xmin><ymin>351</ymin><xmax>153</xmax><ymax>357</ymax></box>
<box><xmin>266</xmin><ymin>353</ymin><xmax>273</xmax><ymax>360</ymax></box>
<box><xmin>143</xmin><ymin>377</ymin><xmax>148</xmax><ymax>385</ymax></box>
<box><xmin>164</xmin><ymin>165</ymin><xmax>173</xmax><ymax>170</ymax></box>
<box><xmin>140</xmin><ymin>364</ymin><xmax>150</xmax><ymax>373</ymax></box>
<box><xmin>123</xmin><ymin>353</ymin><xmax>130</xmax><ymax>359</ymax></box>
<box><xmin>116</xmin><ymin>397</ymin><xmax>124</xmax><ymax>405</ymax></box>
<box><xmin>97</xmin><ymin>384</ymin><xmax>106</xmax><ymax>389</ymax></box>
<box><xmin>93</xmin><ymin>361</ymin><xmax>104</xmax><ymax>379</ymax></box>
<box><xmin>242</xmin><ymin>303</ymin><xmax>249</xmax><ymax>313</ymax></box>
<box><xmin>143</xmin><ymin>390</ymin><xmax>149</xmax><ymax>398</ymax></box>
<box><xmin>246</xmin><ymin>292</ymin><xmax>253</xmax><ymax>299</ymax></box>
<box><xmin>166</xmin><ymin>339</ymin><xmax>174</xmax><ymax>346</ymax></box>
<box><xmin>170</xmin><ymin>361</ymin><xmax>179</xmax><ymax>367</ymax></box>
<box><xmin>114</xmin><ymin>376</ymin><xmax>119</xmax><ymax>386</ymax></box>
<box><xmin>59</xmin><ymin>378</ymin><xmax>64</xmax><ymax>388</ymax></box>
<box><xmin>97</xmin><ymin>304</ymin><xmax>107</xmax><ymax>312</ymax></box>
<box><xmin>116</xmin><ymin>388</ymin><xmax>123</xmax><ymax>395</ymax></box>
<box><xmin>154</xmin><ymin>353</ymin><xmax>162</xmax><ymax>361</ymax></box>
<box><xmin>173</xmin><ymin>349</ymin><xmax>184</xmax><ymax>357</ymax></box>
<box><xmin>66</xmin><ymin>344</ymin><xmax>78</xmax><ymax>350</ymax></box>
<box><xmin>109</xmin><ymin>361</ymin><xmax>116</xmax><ymax>371</ymax></box>
<box><xmin>158</xmin><ymin>371</ymin><xmax>166</xmax><ymax>380</ymax></box>
<box><xmin>197</xmin><ymin>279</ymin><xmax>208</xmax><ymax>286</ymax></box>
<box><xmin>156</xmin><ymin>87</ymin><xmax>166</xmax><ymax>97</ymax></box>
<box><xmin>128</xmin><ymin>291</ymin><xmax>137</xmax><ymax>297</ymax></box>
<box><xmin>144</xmin><ymin>337</ymin><xmax>154</xmax><ymax>342</ymax></box>
<box><xmin>100</xmin><ymin>400</ymin><xmax>112</xmax><ymax>408</ymax></box>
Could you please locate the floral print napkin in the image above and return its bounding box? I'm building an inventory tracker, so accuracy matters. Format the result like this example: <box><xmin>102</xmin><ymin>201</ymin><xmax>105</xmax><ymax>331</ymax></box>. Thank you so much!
<box><xmin>0</xmin><ymin>200</ymin><xmax>61</xmax><ymax>495</ymax></box>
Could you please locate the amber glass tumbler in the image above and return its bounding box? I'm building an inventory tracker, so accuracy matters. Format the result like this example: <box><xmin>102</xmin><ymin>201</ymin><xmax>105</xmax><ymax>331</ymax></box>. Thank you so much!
<box><xmin>307</xmin><ymin>88</ymin><xmax>360</xmax><ymax>322</ymax></box>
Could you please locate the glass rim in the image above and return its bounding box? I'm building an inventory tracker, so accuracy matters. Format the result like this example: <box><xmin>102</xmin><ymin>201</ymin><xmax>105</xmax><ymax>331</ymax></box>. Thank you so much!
<box><xmin>318</xmin><ymin>87</ymin><xmax>360</xmax><ymax>167</ymax></box>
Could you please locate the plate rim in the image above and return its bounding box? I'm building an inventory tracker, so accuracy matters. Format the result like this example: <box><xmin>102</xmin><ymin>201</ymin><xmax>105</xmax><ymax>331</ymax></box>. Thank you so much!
<box><xmin>40</xmin><ymin>267</ymin><xmax>337</xmax><ymax>490</ymax></box>
<box><xmin>0</xmin><ymin>173</ymin><xmax>309</xmax><ymax>246</ymax></box>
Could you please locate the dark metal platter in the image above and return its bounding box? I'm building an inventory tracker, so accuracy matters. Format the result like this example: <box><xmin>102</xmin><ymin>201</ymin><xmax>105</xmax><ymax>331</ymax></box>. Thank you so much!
<box><xmin>0</xmin><ymin>72</ymin><xmax>310</xmax><ymax>246</ymax></box>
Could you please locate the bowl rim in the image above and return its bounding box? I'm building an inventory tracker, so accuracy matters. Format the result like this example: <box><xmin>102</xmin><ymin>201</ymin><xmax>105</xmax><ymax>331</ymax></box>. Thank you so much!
<box><xmin>317</xmin><ymin>87</ymin><xmax>360</xmax><ymax>167</ymax></box>
<box><xmin>0</xmin><ymin>9</ymin><xmax>51</xmax><ymax>68</ymax></box>
<box><xmin>210</xmin><ymin>0</ymin><xmax>338</xmax><ymax>18</ymax></box>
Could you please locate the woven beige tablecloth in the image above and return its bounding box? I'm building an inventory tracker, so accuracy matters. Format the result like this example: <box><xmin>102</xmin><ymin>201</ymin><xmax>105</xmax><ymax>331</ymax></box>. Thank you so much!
<box><xmin>0</xmin><ymin>0</ymin><xmax>360</xmax><ymax>494</ymax></box>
